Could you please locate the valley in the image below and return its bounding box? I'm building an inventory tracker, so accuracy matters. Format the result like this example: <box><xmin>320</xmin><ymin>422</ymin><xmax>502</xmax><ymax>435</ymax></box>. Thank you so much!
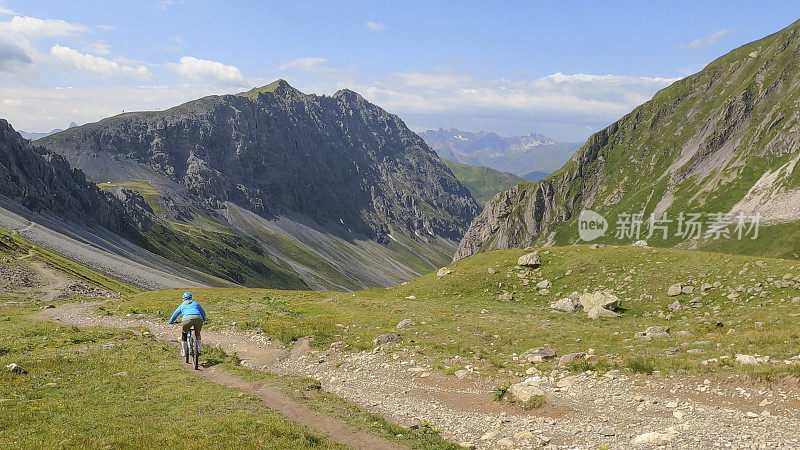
<box><xmin>2</xmin><ymin>4</ymin><xmax>800</xmax><ymax>449</ymax></box>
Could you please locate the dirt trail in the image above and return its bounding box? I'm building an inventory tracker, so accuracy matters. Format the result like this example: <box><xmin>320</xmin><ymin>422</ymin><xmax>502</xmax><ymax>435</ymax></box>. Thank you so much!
<box><xmin>36</xmin><ymin>302</ymin><xmax>404</xmax><ymax>450</ymax></box>
<box><xmin>28</xmin><ymin>260</ymin><xmax>71</xmax><ymax>302</ymax></box>
<box><xmin>35</xmin><ymin>302</ymin><xmax>800</xmax><ymax>449</ymax></box>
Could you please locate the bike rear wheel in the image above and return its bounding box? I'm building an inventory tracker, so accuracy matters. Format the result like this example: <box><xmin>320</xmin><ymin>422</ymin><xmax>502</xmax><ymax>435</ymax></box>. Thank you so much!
<box><xmin>190</xmin><ymin>329</ymin><xmax>198</xmax><ymax>370</ymax></box>
<box><xmin>184</xmin><ymin>331</ymin><xmax>189</xmax><ymax>364</ymax></box>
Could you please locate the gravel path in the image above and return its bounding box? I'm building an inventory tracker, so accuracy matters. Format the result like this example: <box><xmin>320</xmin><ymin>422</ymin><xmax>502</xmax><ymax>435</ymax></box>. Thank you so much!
<box><xmin>36</xmin><ymin>302</ymin><xmax>800</xmax><ymax>449</ymax></box>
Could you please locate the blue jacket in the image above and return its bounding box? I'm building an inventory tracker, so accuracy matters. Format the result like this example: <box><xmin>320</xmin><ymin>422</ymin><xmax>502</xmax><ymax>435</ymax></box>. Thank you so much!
<box><xmin>169</xmin><ymin>300</ymin><xmax>206</xmax><ymax>323</ymax></box>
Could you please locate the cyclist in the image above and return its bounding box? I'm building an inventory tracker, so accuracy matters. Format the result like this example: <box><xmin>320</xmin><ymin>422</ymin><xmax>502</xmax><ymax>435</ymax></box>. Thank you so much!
<box><xmin>168</xmin><ymin>292</ymin><xmax>206</xmax><ymax>357</ymax></box>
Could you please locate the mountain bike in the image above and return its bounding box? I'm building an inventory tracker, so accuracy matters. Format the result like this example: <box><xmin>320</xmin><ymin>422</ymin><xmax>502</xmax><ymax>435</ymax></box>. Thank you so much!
<box><xmin>185</xmin><ymin>327</ymin><xmax>199</xmax><ymax>370</ymax></box>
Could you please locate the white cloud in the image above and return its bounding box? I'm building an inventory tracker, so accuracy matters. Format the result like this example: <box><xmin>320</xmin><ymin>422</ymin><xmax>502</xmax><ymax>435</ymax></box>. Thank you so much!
<box><xmin>0</xmin><ymin>15</ymin><xmax>89</xmax><ymax>73</ymax></box>
<box><xmin>156</xmin><ymin>0</ymin><xmax>185</xmax><ymax>9</ymax></box>
<box><xmin>50</xmin><ymin>44</ymin><xmax>152</xmax><ymax>79</ymax></box>
<box><xmin>277</xmin><ymin>57</ymin><xmax>328</xmax><ymax>71</ymax></box>
<box><xmin>357</xmin><ymin>70</ymin><xmax>679</xmax><ymax>119</ymax></box>
<box><xmin>167</xmin><ymin>56</ymin><xmax>245</xmax><ymax>85</ymax></box>
<box><xmin>87</xmin><ymin>41</ymin><xmax>111</xmax><ymax>56</ymax></box>
<box><xmin>0</xmin><ymin>84</ymin><xmax>242</xmax><ymax>132</ymax></box>
<box><xmin>365</xmin><ymin>22</ymin><xmax>386</xmax><ymax>31</ymax></box>
<box><xmin>0</xmin><ymin>1</ymin><xmax>13</xmax><ymax>15</ymax></box>
<box><xmin>2</xmin><ymin>16</ymin><xmax>87</xmax><ymax>37</ymax></box>
<box><xmin>678</xmin><ymin>29</ymin><xmax>731</xmax><ymax>49</ymax></box>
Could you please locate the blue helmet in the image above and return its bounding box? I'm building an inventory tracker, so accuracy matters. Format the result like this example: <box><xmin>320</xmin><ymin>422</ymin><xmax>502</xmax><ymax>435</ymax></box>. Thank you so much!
<box><xmin>182</xmin><ymin>292</ymin><xmax>192</xmax><ymax>301</ymax></box>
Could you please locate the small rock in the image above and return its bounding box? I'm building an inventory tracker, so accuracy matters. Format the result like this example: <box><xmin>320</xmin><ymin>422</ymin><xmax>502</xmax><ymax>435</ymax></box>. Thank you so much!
<box><xmin>404</xmin><ymin>295</ymin><xmax>416</xmax><ymax>300</ymax></box>
<box><xmin>396</xmin><ymin>318</ymin><xmax>415</xmax><ymax>329</ymax></box>
<box><xmin>667</xmin><ymin>284</ymin><xmax>682</xmax><ymax>296</ymax></box>
<box><xmin>372</xmin><ymin>333</ymin><xmax>401</xmax><ymax>345</ymax></box>
<box><xmin>746</xmin><ymin>411</ymin><xmax>759</xmax><ymax>418</ymax></box>
<box><xmin>508</xmin><ymin>378</ymin><xmax>546</xmax><ymax>403</ymax></box>
<box><xmin>437</xmin><ymin>267</ymin><xmax>453</xmax><ymax>277</ymax></box>
<box><xmin>558</xmin><ymin>352</ymin><xmax>586</xmax><ymax>367</ymax></box>
<box><xmin>668</xmin><ymin>300</ymin><xmax>681</xmax><ymax>311</ymax></box>
<box><xmin>632</xmin><ymin>431</ymin><xmax>675</xmax><ymax>446</ymax></box>
<box><xmin>498</xmin><ymin>291</ymin><xmax>515</xmax><ymax>301</ymax></box>
<box><xmin>556</xmin><ymin>376</ymin><xmax>577</xmax><ymax>388</ymax></box>
<box><xmin>496</xmin><ymin>437</ymin><xmax>515</xmax><ymax>448</ymax></box>
<box><xmin>735</xmin><ymin>354</ymin><xmax>769</xmax><ymax>365</ymax></box>
<box><xmin>550</xmin><ymin>297</ymin><xmax>577</xmax><ymax>312</ymax></box>
<box><xmin>635</xmin><ymin>326</ymin><xmax>670</xmax><ymax>340</ymax></box>
<box><xmin>536</xmin><ymin>279</ymin><xmax>551</xmax><ymax>289</ymax></box>
<box><xmin>517</xmin><ymin>251</ymin><xmax>541</xmax><ymax>267</ymax></box>
<box><xmin>587</xmin><ymin>306</ymin><xmax>620</xmax><ymax>319</ymax></box>
<box><xmin>631</xmin><ymin>240</ymin><xmax>648</xmax><ymax>247</ymax></box>
<box><xmin>5</xmin><ymin>363</ymin><xmax>26</xmax><ymax>375</ymax></box>
<box><xmin>598</xmin><ymin>426</ymin><xmax>616</xmax><ymax>436</ymax></box>
<box><xmin>487</xmin><ymin>267</ymin><xmax>496</xmax><ymax>274</ymax></box>
<box><xmin>454</xmin><ymin>369</ymin><xmax>470</xmax><ymax>379</ymax></box>
<box><xmin>520</xmin><ymin>348</ymin><xmax>556</xmax><ymax>363</ymax></box>
<box><xmin>673</xmin><ymin>410</ymin><xmax>685</xmax><ymax>420</ymax></box>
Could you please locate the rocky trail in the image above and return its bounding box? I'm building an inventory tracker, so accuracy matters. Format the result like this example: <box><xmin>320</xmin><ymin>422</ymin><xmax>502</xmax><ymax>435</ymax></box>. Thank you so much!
<box><xmin>35</xmin><ymin>301</ymin><xmax>403</xmax><ymax>450</ymax></box>
<box><xmin>34</xmin><ymin>299</ymin><xmax>800</xmax><ymax>449</ymax></box>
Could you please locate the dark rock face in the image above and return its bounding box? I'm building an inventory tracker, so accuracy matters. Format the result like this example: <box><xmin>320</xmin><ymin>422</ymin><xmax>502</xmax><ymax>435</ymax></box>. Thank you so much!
<box><xmin>0</xmin><ymin>119</ymin><xmax>149</xmax><ymax>234</ymax></box>
<box><xmin>39</xmin><ymin>81</ymin><xmax>479</xmax><ymax>242</ymax></box>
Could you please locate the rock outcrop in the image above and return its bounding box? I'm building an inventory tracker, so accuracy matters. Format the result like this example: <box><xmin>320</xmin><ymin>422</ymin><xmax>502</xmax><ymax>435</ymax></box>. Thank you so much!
<box><xmin>0</xmin><ymin>120</ymin><xmax>150</xmax><ymax>235</ymax></box>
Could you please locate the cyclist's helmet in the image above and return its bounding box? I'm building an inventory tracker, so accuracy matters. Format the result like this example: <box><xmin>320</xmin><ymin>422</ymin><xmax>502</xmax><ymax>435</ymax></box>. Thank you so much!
<box><xmin>182</xmin><ymin>292</ymin><xmax>192</xmax><ymax>301</ymax></box>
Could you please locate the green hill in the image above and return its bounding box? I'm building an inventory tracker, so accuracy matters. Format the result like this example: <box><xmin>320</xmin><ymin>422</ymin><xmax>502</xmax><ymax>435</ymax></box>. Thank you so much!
<box><xmin>443</xmin><ymin>159</ymin><xmax>525</xmax><ymax>208</ymax></box>
<box><xmin>456</xmin><ymin>18</ymin><xmax>800</xmax><ymax>260</ymax></box>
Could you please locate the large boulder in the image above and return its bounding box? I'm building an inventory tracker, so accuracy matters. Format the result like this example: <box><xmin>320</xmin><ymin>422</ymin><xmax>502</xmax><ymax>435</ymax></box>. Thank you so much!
<box><xmin>517</xmin><ymin>252</ymin><xmax>541</xmax><ymax>268</ymax></box>
<box><xmin>579</xmin><ymin>291</ymin><xmax>620</xmax><ymax>311</ymax></box>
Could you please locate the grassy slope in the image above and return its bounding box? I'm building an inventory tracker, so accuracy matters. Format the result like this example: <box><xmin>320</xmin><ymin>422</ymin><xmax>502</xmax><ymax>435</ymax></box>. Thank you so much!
<box><xmin>110</xmin><ymin>245</ymin><xmax>800</xmax><ymax>380</ymax></box>
<box><xmin>0</xmin><ymin>245</ymin><xmax>458</xmax><ymax>449</ymax></box>
<box><xmin>133</xmin><ymin>221</ymin><xmax>308</xmax><ymax>290</ymax></box>
<box><xmin>443</xmin><ymin>159</ymin><xmax>525</xmax><ymax>207</ymax></box>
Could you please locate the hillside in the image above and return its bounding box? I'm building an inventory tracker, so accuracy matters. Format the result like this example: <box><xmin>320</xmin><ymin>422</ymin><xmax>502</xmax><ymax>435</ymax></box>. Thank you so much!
<box><xmin>442</xmin><ymin>159</ymin><xmax>525</xmax><ymax>207</ymax></box>
<box><xmin>38</xmin><ymin>81</ymin><xmax>479</xmax><ymax>290</ymax></box>
<box><xmin>456</xmin><ymin>18</ymin><xmax>800</xmax><ymax>260</ymax></box>
<box><xmin>421</xmin><ymin>128</ymin><xmax>580</xmax><ymax>178</ymax></box>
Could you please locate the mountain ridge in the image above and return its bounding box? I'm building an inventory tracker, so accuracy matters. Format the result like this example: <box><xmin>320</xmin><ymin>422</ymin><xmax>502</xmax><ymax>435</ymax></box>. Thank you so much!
<box><xmin>455</xmin><ymin>17</ymin><xmax>800</xmax><ymax>260</ymax></box>
<box><xmin>38</xmin><ymin>81</ymin><xmax>479</xmax><ymax>289</ymax></box>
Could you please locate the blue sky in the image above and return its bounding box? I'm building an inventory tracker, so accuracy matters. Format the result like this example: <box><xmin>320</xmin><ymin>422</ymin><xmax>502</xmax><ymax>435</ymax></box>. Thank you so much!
<box><xmin>1</xmin><ymin>1</ymin><xmax>799</xmax><ymax>141</ymax></box>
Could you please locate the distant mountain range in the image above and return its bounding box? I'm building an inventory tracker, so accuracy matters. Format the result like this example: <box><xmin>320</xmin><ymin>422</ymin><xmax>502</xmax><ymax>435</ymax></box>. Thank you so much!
<box><xmin>420</xmin><ymin>128</ymin><xmax>580</xmax><ymax>180</ymax></box>
<box><xmin>18</xmin><ymin>122</ymin><xmax>78</xmax><ymax>140</ymax></box>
